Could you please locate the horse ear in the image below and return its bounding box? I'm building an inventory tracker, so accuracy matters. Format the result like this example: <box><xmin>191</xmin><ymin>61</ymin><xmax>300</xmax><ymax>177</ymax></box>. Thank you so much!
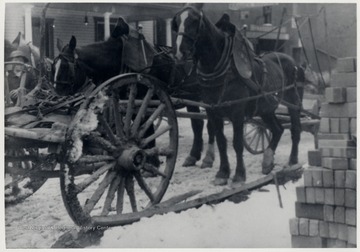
<box><xmin>12</xmin><ymin>32</ymin><xmax>22</xmax><ymax>47</ymax></box>
<box><xmin>57</xmin><ymin>38</ymin><xmax>64</xmax><ymax>52</ymax></box>
<box><xmin>69</xmin><ymin>36</ymin><xmax>77</xmax><ymax>51</ymax></box>
<box><xmin>112</xmin><ymin>17</ymin><xmax>130</xmax><ymax>38</ymax></box>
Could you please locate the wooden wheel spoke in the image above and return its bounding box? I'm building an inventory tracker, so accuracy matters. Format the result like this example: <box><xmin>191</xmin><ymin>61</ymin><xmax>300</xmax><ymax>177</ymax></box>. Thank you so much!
<box><xmin>75</xmin><ymin>162</ymin><xmax>115</xmax><ymax>194</ymax></box>
<box><xmin>248</xmin><ymin>128</ymin><xmax>259</xmax><ymax>147</ymax></box>
<box><xmin>140</xmin><ymin>125</ymin><xmax>172</xmax><ymax>148</ymax></box>
<box><xmin>83</xmin><ymin>171</ymin><xmax>117</xmax><ymax>214</ymax></box>
<box><xmin>98</xmin><ymin>114</ymin><xmax>118</xmax><ymax>144</ymax></box>
<box><xmin>255</xmin><ymin>130</ymin><xmax>262</xmax><ymax>151</ymax></box>
<box><xmin>264</xmin><ymin>130</ymin><xmax>271</xmax><ymax>143</ymax></box>
<box><xmin>76</xmin><ymin>155</ymin><xmax>114</xmax><ymax>164</ymax></box>
<box><xmin>111</xmin><ymin>96</ymin><xmax>126</xmax><ymax>140</ymax></box>
<box><xmin>138</xmin><ymin>103</ymin><xmax>166</xmax><ymax>139</ymax></box>
<box><xmin>261</xmin><ymin>129</ymin><xmax>265</xmax><ymax>150</ymax></box>
<box><xmin>131</xmin><ymin>88</ymin><xmax>154</xmax><ymax>137</ymax></box>
<box><xmin>124</xmin><ymin>83</ymin><xmax>137</xmax><ymax>137</ymax></box>
<box><xmin>101</xmin><ymin>175</ymin><xmax>121</xmax><ymax>216</ymax></box>
<box><xmin>125</xmin><ymin>175</ymin><xmax>137</xmax><ymax>212</ymax></box>
<box><xmin>244</xmin><ymin>125</ymin><xmax>257</xmax><ymax>138</ymax></box>
<box><xmin>87</xmin><ymin>133</ymin><xmax>117</xmax><ymax>152</ymax></box>
<box><xmin>134</xmin><ymin>172</ymin><xmax>155</xmax><ymax>202</ymax></box>
<box><xmin>143</xmin><ymin>163</ymin><xmax>167</xmax><ymax>178</ymax></box>
<box><xmin>116</xmin><ymin>175</ymin><xmax>126</xmax><ymax>214</ymax></box>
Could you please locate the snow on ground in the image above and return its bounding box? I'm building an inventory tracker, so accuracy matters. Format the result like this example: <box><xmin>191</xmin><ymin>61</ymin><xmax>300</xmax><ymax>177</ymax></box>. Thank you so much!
<box><xmin>4</xmin><ymin>116</ymin><xmax>316</xmax><ymax>248</ymax></box>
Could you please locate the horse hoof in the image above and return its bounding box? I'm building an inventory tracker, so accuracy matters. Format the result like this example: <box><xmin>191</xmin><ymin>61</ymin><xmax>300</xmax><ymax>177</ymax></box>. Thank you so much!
<box><xmin>182</xmin><ymin>156</ymin><xmax>197</xmax><ymax>167</ymax></box>
<box><xmin>262</xmin><ymin>164</ymin><xmax>274</xmax><ymax>175</ymax></box>
<box><xmin>232</xmin><ymin>175</ymin><xmax>246</xmax><ymax>184</ymax></box>
<box><xmin>213</xmin><ymin>177</ymin><xmax>228</xmax><ymax>186</ymax></box>
<box><xmin>200</xmin><ymin>161</ymin><xmax>213</xmax><ymax>169</ymax></box>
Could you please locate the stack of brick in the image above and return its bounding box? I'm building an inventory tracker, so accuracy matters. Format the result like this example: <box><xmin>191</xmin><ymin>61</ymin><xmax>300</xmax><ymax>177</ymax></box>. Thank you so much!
<box><xmin>290</xmin><ymin>57</ymin><xmax>357</xmax><ymax>248</ymax></box>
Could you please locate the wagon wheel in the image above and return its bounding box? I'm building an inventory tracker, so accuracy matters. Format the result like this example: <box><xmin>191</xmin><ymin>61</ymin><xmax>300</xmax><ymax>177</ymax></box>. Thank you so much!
<box><xmin>243</xmin><ymin>119</ymin><xmax>272</xmax><ymax>155</ymax></box>
<box><xmin>60</xmin><ymin>73</ymin><xmax>179</xmax><ymax>227</ymax></box>
<box><xmin>5</xmin><ymin>147</ymin><xmax>57</xmax><ymax>205</ymax></box>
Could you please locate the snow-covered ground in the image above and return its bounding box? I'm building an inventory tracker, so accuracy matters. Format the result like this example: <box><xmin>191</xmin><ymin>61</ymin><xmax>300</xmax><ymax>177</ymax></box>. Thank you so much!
<box><xmin>4</xmin><ymin>116</ymin><xmax>316</xmax><ymax>248</ymax></box>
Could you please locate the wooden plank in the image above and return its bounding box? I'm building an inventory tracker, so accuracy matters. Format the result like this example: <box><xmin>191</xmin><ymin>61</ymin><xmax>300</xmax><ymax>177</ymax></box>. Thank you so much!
<box><xmin>5</xmin><ymin>127</ymin><xmax>65</xmax><ymax>143</ymax></box>
<box><xmin>91</xmin><ymin>165</ymin><xmax>302</xmax><ymax>227</ymax></box>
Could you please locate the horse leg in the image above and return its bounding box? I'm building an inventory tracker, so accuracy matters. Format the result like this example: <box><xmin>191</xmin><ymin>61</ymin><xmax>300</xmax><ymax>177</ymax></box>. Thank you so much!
<box><xmin>260</xmin><ymin>112</ymin><xmax>284</xmax><ymax>174</ymax></box>
<box><xmin>288</xmin><ymin>107</ymin><xmax>302</xmax><ymax>166</ymax></box>
<box><xmin>231</xmin><ymin>114</ymin><xmax>246</xmax><ymax>183</ymax></box>
<box><xmin>200</xmin><ymin>120</ymin><xmax>215</xmax><ymax>168</ymax></box>
<box><xmin>208</xmin><ymin>112</ymin><xmax>230</xmax><ymax>185</ymax></box>
<box><xmin>182</xmin><ymin>106</ymin><xmax>204</xmax><ymax>167</ymax></box>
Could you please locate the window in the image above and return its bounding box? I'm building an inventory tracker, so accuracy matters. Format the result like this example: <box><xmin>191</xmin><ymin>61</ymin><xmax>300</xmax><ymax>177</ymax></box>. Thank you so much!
<box><xmin>94</xmin><ymin>17</ymin><xmax>119</xmax><ymax>42</ymax></box>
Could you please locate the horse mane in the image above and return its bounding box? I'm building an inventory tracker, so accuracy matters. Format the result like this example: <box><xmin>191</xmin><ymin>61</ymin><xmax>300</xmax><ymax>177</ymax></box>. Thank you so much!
<box><xmin>75</xmin><ymin>37</ymin><xmax>124</xmax><ymax>82</ymax></box>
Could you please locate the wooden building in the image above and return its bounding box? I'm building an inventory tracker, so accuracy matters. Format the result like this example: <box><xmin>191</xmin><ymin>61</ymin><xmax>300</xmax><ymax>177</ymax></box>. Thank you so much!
<box><xmin>4</xmin><ymin>2</ymin><xmax>356</xmax><ymax>72</ymax></box>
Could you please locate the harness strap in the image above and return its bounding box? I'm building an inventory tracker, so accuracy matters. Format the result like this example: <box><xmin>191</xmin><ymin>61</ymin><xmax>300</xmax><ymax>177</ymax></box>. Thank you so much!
<box><xmin>197</xmin><ymin>35</ymin><xmax>233</xmax><ymax>82</ymax></box>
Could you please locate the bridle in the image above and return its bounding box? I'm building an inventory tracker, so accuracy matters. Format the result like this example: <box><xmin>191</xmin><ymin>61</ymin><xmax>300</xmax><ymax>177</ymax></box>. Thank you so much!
<box><xmin>174</xmin><ymin>6</ymin><xmax>204</xmax><ymax>59</ymax></box>
<box><xmin>53</xmin><ymin>50</ymin><xmax>78</xmax><ymax>88</ymax></box>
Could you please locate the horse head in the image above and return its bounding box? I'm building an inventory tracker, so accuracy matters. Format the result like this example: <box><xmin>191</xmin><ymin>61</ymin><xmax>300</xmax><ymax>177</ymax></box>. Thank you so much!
<box><xmin>172</xmin><ymin>3</ymin><xmax>205</xmax><ymax>63</ymax></box>
<box><xmin>53</xmin><ymin>17</ymin><xmax>129</xmax><ymax>96</ymax></box>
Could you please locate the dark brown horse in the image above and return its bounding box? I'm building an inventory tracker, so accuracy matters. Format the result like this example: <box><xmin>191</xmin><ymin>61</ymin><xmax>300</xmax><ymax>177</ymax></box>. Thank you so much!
<box><xmin>52</xmin><ymin>17</ymin><xmax>215</xmax><ymax>169</ymax></box>
<box><xmin>172</xmin><ymin>4</ymin><xmax>303</xmax><ymax>185</ymax></box>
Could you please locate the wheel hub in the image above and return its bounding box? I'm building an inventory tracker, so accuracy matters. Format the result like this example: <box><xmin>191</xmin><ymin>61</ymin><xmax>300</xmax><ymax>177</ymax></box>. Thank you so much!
<box><xmin>117</xmin><ymin>146</ymin><xmax>146</xmax><ymax>171</ymax></box>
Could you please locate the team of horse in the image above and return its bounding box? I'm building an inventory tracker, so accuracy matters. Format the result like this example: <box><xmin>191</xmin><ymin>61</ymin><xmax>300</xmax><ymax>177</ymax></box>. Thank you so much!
<box><xmin>6</xmin><ymin>4</ymin><xmax>320</xmax><ymax>186</ymax></box>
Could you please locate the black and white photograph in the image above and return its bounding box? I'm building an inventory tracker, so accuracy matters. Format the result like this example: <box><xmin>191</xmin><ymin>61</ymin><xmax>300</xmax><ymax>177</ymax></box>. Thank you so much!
<box><xmin>3</xmin><ymin>1</ymin><xmax>357</xmax><ymax>249</ymax></box>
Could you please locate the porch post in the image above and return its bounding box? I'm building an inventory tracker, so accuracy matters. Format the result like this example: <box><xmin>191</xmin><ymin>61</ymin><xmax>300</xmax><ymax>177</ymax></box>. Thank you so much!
<box><xmin>23</xmin><ymin>4</ymin><xmax>33</xmax><ymax>42</ymax></box>
<box><xmin>166</xmin><ymin>18</ymin><xmax>172</xmax><ymax>47</ymax></box>
<box><xmin>104</xmin><ymin>12</ymin><xmax>112</xmax><ymax>40</ymax></box>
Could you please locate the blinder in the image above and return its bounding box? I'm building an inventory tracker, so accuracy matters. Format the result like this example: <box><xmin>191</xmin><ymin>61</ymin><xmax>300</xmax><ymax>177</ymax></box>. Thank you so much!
<box><xmin>53</xmin><ymin>52</ymin><xmax>77</xmax><ymax>87</ymax></box>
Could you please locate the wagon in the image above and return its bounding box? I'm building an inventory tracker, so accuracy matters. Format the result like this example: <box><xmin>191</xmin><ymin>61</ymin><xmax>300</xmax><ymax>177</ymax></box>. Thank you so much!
<box><xmin>4</xmin><ymin>54</ymin><xmax>320</xmax><ymax>228</ymax></box>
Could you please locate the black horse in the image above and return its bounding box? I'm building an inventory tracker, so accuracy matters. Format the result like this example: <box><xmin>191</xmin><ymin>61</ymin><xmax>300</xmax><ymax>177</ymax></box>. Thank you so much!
<box><xmin>52</xmin><ymin>17</ymin><xmax>215</xmax><ymax>168</ymax></box>
<box><xmin>172</xmin><ymin>4</ymin><xmax>303</xmax><ymax>185</ymax></box>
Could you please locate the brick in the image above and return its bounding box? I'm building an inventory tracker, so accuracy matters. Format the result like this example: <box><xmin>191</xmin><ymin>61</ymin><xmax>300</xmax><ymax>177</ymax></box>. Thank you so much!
<box><xmin>322</xmin><ymin>170</ymin><xmax>334</xmax><ymax>187</ymax></box>
<box><xmin>291</xmin><ymin>235</ymin><xmax>326</xmax><ymax>248</ymax></box>
<box><xmin>330</xmin><ymin>118</ymin><xmax>340</xmax><ymax>132</ymax></box>
<box><xmin>289</xmin><ymin>218</ymin><xmax>299</xmax><ymax>235</ymax></box>
<box><xmin>320</xmin><ymin>147</ymin><xmax>356</xmax><ymax>158</ymax></box>
<box><xmin>345</xmin><ymin>170</ymin><xmax>356</xmax><ymax>189</ymax></box>
<box><xmin>339</xmin><ymin>118</ymin><xmax>350</xmax><ymax>133</ymax></box>
<box><xmin>303</xmin><ymin>170</ymin><xmax>313</xmax><ymax>187</ymax></box>
<box><xmin>311</xmin><ymin>168</ymin><xmax>323</xmax><ymax>187</ymax></box>
<box><xmin>334</xmin><ymin>206</ymin><xmax>345</xmax><ymax>223</ymax></box>
<box><xmin>306</xmin><ymin>187</ymin><xmax>316</xmax><ymax>204</ymax></box>
<box><xmin>319</xmin><ymin>221</ymin><xmax>329</xmax><ymax>238</ymax></box>
<box><xmin>347</xmin><ymin>226</ymin><xmax>356</xmax><ymax>245</ymax></box>
<box><xmin>345</xmin><ymin>189</ymin><xmax>356</xmax><ymax>208</ymax></box>
<box><xmin>322</xmin><ymin>157</ymin><xmax>348</xmax><ymax>170</ymax></box>
<box><xmin>345</xmin><ymin>208</ymin><xmax>356</xmax><ymax>226</ymax></box>
<box><xmin>325</xmin><ymin>87</ymin><xmax>346</xmax><ymax>104</ymax></box>
<box><xmin>334</xmin><ymin>189</ymin><xmax>345</xmax><ymax>206</ymax></box>
<box><xmin>309</xmin><ymin>219</ymin><xmax>319</xmax><ymax>236</ymax></box>
<box><xmin>317</xmin><ymin>133</ymin><xmax>350</xmax><ymax>140</ymax></box>
<box><xmin>295</xmin><ymin>202</ymin><xmax>324</xmax><ymax>220</ymax></box>
<box><xmin>308</xmin><ymin>150</ymin><xmax>322</xmax><ymax>167</ymax></box>
<box><xmin>329</xmin><ymin>222</ymin><xmax>338</xmax><ymax>239</ymax></box>
<box><xmin>349</xmin><ymin>159</ymin><xmax>356</xmax><ymax>170</ymax></box>
<box><xmin>350</xmin><ymin>118</ymin><xmax>356</xmax><ymax>136</ymax></box>
<box><xmin>319</xmin><ymin>118</ymin><xmax>331</xmax><ymax>133</ymax></box>
<box><xmin>324</xmin><ymin>189</ymin><xmax>335</xmax><ymax>205</ymax></box>
<box><xmin>319</xmin><ymin>139</ymin><xmax>355</xmax><ymax>148</ymax></box>
<box><xmin>299</xmin><ymin>218</ymin><xmax>309</xmax><ymax>236</ymax></box>
<box><xmin>315</xmin><ymin>188</ymin><xmax>325</xmax><ymax>204</ymax></box>
<box><xmin>296</xmin><ymin>186</ymin><xmax>306</xmax><ymax>203</ymax></box>
<box><xmin>346</xmin><ymin>87</ymin><xmax>357</xmax><ymax>102</ymax></box>
<box><xmin>320</xmin><ymin>102</ymin><xmax>357</xmax><ymax>118</ymax></box>
<box><xmin>330</xmin><ymin>72</ymin><xmax>356</xmax><ymax>87</ymax></box>
<box><xmin>336</xmin><ymin>57</ymin><xmax>356</xmax><ymax>72</ymax></box>
<box><xmin>326</xmin><ymin>238</ymin><xmax>347</xmax><ymax>248</ymax></box>
<box><xmin>324</xmin><ymin>205</ymin><xmax>334</xmax><ymax>221</ymax></box>
<box><xmin>334</xmin><ymin>170</ymin><xmax>345</xmax><ymax>188</ymax></box>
